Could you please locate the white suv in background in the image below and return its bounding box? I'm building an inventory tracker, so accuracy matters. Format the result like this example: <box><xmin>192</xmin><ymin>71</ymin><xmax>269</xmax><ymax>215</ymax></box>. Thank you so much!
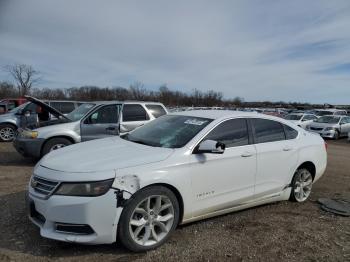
<box><xmin>27</xmin><ymin>111</ymin><xmax>327</xmax><ymax>251</ymax></box>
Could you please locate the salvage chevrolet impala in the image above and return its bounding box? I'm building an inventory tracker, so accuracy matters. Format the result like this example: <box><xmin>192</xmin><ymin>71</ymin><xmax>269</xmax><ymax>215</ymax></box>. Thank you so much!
<box><xmin>27</xmin><ymin>110</ymin><xmax>327</xmax><ymax>252</ymax></box>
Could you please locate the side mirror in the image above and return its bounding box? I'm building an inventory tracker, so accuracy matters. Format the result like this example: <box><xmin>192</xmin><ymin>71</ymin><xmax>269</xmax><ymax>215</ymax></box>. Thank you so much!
<box><xmin>196</xmin><ymin>140</ymin><xmax>225</xmax><ymax>154</ymax></box>
<box><xmin>24</xmin><ymin>110</ymin><xmax>31</xmax><ymax>117</ymax></box>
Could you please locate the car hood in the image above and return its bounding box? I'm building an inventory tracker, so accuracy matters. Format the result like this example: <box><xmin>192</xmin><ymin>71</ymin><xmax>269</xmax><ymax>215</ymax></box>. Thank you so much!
<box><xmin>35</xmin><ymin>121</ymin><xmax>80</xmax><ymax>138</ymax></box>
<box><xmin>39</xmin><ymin>137</ymin><xmax>174</xmax><ymax>173</ymax></box>
<box><xmin>24</xmin><ymin>95</ymin><xmax>70</xmax><ymax>121</ymax></box>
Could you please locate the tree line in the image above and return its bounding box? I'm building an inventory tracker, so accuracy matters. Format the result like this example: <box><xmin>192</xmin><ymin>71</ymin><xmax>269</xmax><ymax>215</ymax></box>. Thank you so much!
<box><xmin>0</xmin><ymin>63</ymin><xmax>328</xmax><ymax>109</ymax></box>
<box><xmin>0</xmin><ymin>80</ymin><xmax>233</xmax><ymax>107</ymax></box>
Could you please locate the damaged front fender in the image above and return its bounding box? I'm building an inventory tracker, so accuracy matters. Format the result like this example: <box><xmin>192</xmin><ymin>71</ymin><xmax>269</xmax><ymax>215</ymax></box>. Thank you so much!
<box><xmin>112</xmin><ymin>175</ymin><xmax>140</xmax><ymax>207</ymax></box>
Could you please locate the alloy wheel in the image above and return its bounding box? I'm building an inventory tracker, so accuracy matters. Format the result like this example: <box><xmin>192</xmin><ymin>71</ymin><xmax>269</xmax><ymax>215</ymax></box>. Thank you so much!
<box><xmin>0</xmin><ymin>127</ymin><xmax>15</xmax><ymax>141</ymax></box>
<box><xmin>129</xmin><ymin>195</ymin><xmax>175</xmax><ymax>246</ymax></box>
<box><xmin>293</xmin><ymin>170</ymin><xmax>313</xmax><ymax>202</ymax></box>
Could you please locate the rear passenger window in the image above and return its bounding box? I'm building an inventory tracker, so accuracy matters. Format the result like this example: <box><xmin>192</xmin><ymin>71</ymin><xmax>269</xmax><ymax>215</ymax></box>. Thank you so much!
<box><xmin>252</xmin><ymin>119</ymin><xmax>285</xmax><ymax>143</ymax></box>
<box><xmin>284</xmin><ymin>125</ymin><xmax>298</xmax><ymax>139</ymax></box>
<box><xmin>122</xmin><ymin>104</ymin><xmax>150</xmax><ymax>122</ymax></box>
<box><xmin>146</xmin><ymin>105</ymin><xmax>167</xmax><ymax>118</ymax></box>
<box><xmin>204</xmin><ymin>119</ymin><xmax>249</xmax><ymax>148</ymax></box>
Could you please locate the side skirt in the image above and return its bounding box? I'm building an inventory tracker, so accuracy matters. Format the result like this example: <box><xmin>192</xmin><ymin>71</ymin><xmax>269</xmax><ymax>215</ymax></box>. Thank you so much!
<box><xmin>181</xmin><ymin>188</ymin><xmax>291</xmax><ymax>225</ymax></box>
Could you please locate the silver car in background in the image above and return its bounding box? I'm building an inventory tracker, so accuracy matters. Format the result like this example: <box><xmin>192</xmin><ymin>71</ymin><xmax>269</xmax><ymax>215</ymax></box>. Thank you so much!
<box><xmin>306</xmin><ymin>115</ymin><xmax>350</xmax><ymax>139</ymax></box>
<box><xmin>14</xmin><ymin>101</ymin><xmax>167</xmax><ymax>158</ymax></box>
<box><xmin>0</xmin><ymin>97</ymin><xmax>81</xmax><ymax>142</ymax></box>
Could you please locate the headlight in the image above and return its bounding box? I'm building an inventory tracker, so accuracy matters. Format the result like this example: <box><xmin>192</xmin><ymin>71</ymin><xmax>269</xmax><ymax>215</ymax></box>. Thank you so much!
<box><xmin>54</xmin><ymin>179</ymin><xmax>114</xmax><ymax>197</ymax></box>
<box><xmin>21</xmin><ymin>129</ymin><xmax>38</xmax><ymax>139</ymax></box>
<box><xmin>324</xmin><ymin>127</ymin><xmax>335</xmax><ymax>131</ymax></box>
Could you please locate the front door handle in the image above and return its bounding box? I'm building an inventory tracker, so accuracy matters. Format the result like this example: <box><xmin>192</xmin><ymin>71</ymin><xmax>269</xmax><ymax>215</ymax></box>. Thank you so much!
<box><xmin>241</xmin><ymin>152</ymin><xmax>253</xmax><ymax>157</ymax></box>
<box><xmin>283</xmin><ymin>146</ymin><xmax>293</xmax><ymax>151</ymax></box>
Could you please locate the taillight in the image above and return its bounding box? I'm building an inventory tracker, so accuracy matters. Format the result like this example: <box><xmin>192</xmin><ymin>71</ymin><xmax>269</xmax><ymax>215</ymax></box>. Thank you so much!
<box><xmin>324</xmin><ymin>141</ymin><xmax>328</xmax><ymax>151</ymax></box>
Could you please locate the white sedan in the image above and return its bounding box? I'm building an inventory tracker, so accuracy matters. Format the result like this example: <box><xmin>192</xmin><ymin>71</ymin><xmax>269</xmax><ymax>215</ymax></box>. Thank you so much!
<box><xmin>284</xmin><ymin>113</ymin><xmax>318</xmax><ymax>129</ymax></box>
<box><xmin>27</xmin><ymin>111</ymin><xmax>327</xmax><ymax>252</ymax></box>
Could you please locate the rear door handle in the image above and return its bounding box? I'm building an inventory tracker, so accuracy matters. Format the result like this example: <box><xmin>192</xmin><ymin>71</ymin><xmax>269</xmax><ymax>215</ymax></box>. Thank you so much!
<box><xmin>241</xmin><ymin>152</ymin><xmax>253</xmax><ymax>157</ymax></box>
<box><xmin>106</xmin><ymin>126</ymin><xmax>116</xmax><ymax>131</ymax></box>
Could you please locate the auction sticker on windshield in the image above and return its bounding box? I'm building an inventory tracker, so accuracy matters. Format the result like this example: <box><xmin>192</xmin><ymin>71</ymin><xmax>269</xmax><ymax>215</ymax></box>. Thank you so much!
<box><xmin>184</xmin><ymin>119</ymin><xmax>209</xmax><ymax>125</ymax></box>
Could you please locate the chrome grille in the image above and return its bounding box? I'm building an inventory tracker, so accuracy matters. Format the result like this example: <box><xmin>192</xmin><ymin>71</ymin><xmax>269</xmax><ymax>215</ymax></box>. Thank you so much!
<box><xmin>31</xmin><ymin>176</ymin><xmax>59</xmax><ymax>196</ymax></box>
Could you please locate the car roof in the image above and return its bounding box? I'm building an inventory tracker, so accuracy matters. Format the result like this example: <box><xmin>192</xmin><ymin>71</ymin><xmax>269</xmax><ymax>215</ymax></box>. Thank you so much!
<box><xmin>170</xmin><ymin>110</ymin><xmax>275</xmax><ymax>120</ymax></box>
<box><xmin>91</xmin><ymin>100</ymin><xmax>164</xmax><ymax>105</ymax></box>
<box><xmin>315</xmin><ymin>109</ymin><xmax>345</xmax><ymax>112</ymax></box>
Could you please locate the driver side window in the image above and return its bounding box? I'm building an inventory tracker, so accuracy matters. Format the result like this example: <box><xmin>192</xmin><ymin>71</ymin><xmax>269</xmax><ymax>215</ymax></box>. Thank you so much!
<box><xmin>85</xmin><ymin>105</ymin><xmax>121</xmax><ymax>124</ymax></box>
<box><xmin>203</xmin><ymin>118</ymin><xmax>249</xmax><ymax>148</ymax></box>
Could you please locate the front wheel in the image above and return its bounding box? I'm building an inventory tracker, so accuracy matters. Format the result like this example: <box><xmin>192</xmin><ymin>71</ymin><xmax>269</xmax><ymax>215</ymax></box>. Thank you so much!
<box><xmin>333</xmin><ymin>130</ymin><xmax>340</xmax><ymax>140</ymax></box>
<box><xmin>0</xmin><ymin>124</ymin><xmax>16</xmax><ymax>142</ymax></box>
<box><xmin>42</xmin><ymin>137</ymin><xmax>72</xmax><ymax>156</ymax></box>
<box><xmin>118</xmin><ymin>186</ymin><xmax>179</xmax><ymax>252</ymax></box>
<box><xmin>290</xmin><ymin>168</ymin><xmax>313</xmax><ymax>202</ymax></box>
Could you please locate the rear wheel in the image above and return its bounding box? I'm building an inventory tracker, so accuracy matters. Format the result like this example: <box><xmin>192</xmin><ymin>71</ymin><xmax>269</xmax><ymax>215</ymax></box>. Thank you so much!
<box><xmin>42</xmin><ymin>137</ymin><xmax>72</xmax><ymax>156</ymax></box>
<box><xmin>290</xmin><ymin>168</ymin><xmax>313</xmax><ymax>202</ymax></box>
<box><xmin>0</xmin><ymin>124</ymin><xmax>16</xmax><ymax>142</ymax></box>
<box><xmin>118</xmin><ymin>186</ymin><xmax>179</xmax><ymax>252</ymax></box>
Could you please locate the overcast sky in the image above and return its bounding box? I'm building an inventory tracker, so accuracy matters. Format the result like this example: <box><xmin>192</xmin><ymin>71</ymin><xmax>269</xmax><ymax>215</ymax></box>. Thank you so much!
<box><xmin>1</xmin><ymin>0</ymin><xmax>350</xmax><ymax>103</ymax></box>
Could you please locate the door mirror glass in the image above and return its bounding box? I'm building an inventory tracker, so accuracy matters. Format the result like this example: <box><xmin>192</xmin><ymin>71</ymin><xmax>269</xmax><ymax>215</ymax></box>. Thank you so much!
<box><xmin>196</xmin><ymin>140</ymin><xmax>225</xmax><ymax>154</ymax></box>
<box><xmin>24</xmin><ymin>110</ymin><xmax>31</xmax><ymax>117</ymax></box>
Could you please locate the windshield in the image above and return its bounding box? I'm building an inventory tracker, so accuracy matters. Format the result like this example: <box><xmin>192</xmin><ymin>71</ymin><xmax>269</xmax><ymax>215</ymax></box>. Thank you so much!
<box><xmin>285</xmin><ymin>114</ymin><xmax>302</xmax><ymax>120</ymax></box>
<box><xmin>315</xmin><ymin>116</ymin><xmax>340</xmax><ymax>124</ymax></box>
<box><xmin>122</xmin><ymin>115</ymin><xmax>212</xmax><ymax>148</ymax></box>
<box><xmin>66</xmin><ymin>103</ymin><xmax>96</xmax><ymax>121</ymax></box>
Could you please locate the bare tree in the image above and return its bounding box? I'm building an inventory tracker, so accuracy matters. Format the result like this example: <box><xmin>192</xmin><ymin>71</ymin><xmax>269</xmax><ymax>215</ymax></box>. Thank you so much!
<box><xmin>4</xmin><ymin>64</ymin><xmax>41</xmax><ymax>96</ymax></box>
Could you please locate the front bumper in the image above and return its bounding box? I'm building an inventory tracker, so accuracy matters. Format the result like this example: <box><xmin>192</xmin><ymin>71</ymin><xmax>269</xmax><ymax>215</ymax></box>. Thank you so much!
<box><xmin>308</xmin><ymin>129</ymin><xmax>336</xmax><ymax>138</ymax></box>
<box><xmin>13</xmin><ymin>137</ymin><xmax>45</xmax><ymax>158</ymax></box>
<box><xmin>27</xmin><ymin>189</ymin><xmax>120</xmax><ymax>244</ymax></box>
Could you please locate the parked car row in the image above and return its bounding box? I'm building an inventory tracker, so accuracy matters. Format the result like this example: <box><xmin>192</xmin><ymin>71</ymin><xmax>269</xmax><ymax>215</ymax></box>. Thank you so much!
<box><xmin>282</xmin><ymin>109</ymin><xmax>350</xmax><ymax>140</ymax></box>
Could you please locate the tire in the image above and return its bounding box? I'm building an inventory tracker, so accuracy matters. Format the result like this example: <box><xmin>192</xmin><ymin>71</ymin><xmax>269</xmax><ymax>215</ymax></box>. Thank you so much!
<box><xmin>0</xmin><ymin>124</ymin><xmax>16</xmax><ymax>142</ymax></box>
<box><xmin>118</xmin><ymin>186</ymin><xmax>180</xmax><ymax>252</ymax></box>
<box><xmin>334</xmin><ymin>130</ymin><xmax>340</xmax><ymax>140</ymax></box>
<box><xmin>41</xmin><ymin>137</ymin><xmax>72</xmax><ymax>156</ymax></box>
<box><xmin>289</xmin><ymin>168</ymin><xmax>313</xmax><ymax>202</ymax></box>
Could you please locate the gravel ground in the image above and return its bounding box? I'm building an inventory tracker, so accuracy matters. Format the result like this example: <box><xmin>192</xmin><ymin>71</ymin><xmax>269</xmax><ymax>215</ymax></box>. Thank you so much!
<box><xmin>0</xmin><ymin>140</ymin><xmax>349</xmax><ymax>262</ymax></box>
